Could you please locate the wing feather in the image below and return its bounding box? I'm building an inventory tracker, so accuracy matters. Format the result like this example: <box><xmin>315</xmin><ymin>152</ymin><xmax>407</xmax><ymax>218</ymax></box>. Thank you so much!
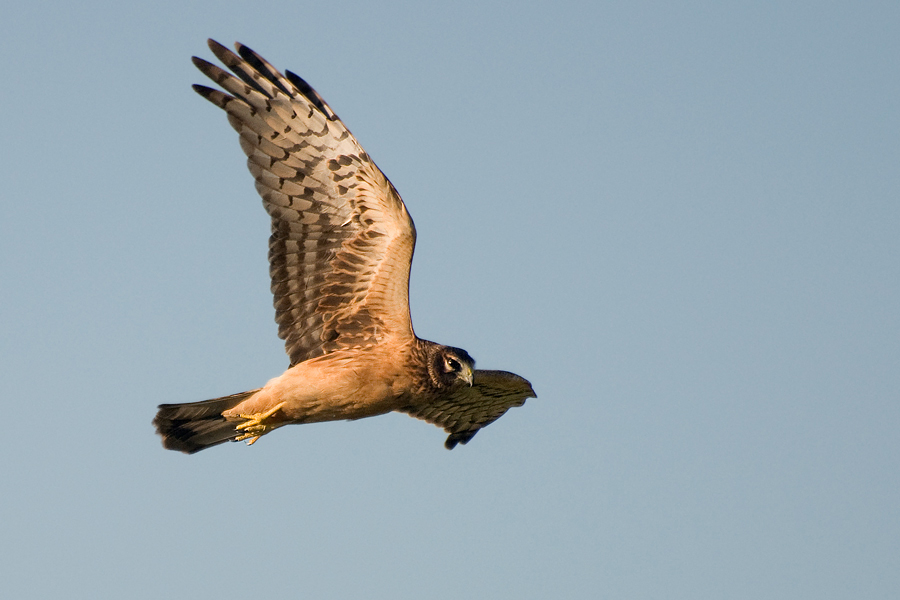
<box><xmin>194</xmin><ymin>40</ymin><xmax>416</xmax><ymax>365</ymax></box>
<box><xmin>401</xmin><ymin>371</ymin><xmax>537</xmax><ymax>449</ymax></box>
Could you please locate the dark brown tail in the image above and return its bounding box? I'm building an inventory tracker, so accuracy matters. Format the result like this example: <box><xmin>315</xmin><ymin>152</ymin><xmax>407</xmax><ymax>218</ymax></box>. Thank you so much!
<box><xmin>153</xmin><ymin>389</ymin><xmax>260</xmax><ymax>454</ymax></box>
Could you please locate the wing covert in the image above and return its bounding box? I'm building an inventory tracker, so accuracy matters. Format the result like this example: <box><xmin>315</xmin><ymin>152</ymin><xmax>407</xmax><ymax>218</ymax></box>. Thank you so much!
<box><xmin>193</xmin><ymin>40</ymin><xmax>417</xmax><ymax>366</ymax></box>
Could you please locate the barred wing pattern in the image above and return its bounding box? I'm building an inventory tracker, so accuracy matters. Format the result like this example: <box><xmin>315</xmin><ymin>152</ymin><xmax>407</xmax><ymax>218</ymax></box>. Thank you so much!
<box><xmin>401</xmin><ymin>370</ymin><xmax>537</xmax><ymax>449</ymax></box>
<box><xmin>193</xmin><ymin>40</ymin><xmax>416</xmax><ymax>366</ymax></box>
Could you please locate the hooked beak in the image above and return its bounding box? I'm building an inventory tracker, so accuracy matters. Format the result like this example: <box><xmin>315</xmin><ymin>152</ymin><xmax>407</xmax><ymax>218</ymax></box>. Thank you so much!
<box><xmin>462</xmin><ymin>366</ymin><xmax>474</xmax><ymax>386</ymax></box>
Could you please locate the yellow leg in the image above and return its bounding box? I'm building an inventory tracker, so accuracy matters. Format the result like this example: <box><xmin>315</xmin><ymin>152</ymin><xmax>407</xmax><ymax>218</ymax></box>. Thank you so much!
<box><xmin>234</xmin><ymin>401</ymin><xmax>286</xmax><ymax>446</ymax></box>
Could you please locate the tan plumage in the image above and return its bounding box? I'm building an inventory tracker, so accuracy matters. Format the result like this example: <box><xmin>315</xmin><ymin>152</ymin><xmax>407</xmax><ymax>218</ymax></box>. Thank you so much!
<box><xmin>153</xmin><ymin>40</ymin><xmax>535</xmax><ymax>453</ymax></box>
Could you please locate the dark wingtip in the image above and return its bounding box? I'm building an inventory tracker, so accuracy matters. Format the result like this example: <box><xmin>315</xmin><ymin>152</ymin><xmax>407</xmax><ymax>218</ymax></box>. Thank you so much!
<box><xmin>191</xmin><ymin>84</ymin><xmax>215</xmax><ymax>101</ymax></box>
<box><xmin>207</xmin><ymin>38</ymin><xmax>227</xmax><ymax>53</ymax></box>
<box><xmin>234</xmin><ymin>41</ymin><xmax>257</xmax><ymax>62</ymax></box>
<box><xmin>191</xmin><ymin>84</ymin><xmax>230</xmax><ymax>109</ymax></box>
<box><xmin>444</xmin><ymin>431</ymin><xmax>476</xmax><ymax>450</ymax></box>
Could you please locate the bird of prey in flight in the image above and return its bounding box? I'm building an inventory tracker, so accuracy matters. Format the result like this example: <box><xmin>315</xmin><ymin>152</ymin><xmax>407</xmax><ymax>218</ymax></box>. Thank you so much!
<box><xmin>153</xmin><ymin>40</ymin><xmax>535</xmax><ymax>453</ymax></box>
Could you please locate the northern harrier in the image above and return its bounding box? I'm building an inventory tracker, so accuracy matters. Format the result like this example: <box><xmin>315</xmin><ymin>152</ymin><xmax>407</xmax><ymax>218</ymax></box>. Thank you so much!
<box><xmin>153</xmin><ymin>40</ymin><xmax>535</xmax><ymax>453</ymax></box>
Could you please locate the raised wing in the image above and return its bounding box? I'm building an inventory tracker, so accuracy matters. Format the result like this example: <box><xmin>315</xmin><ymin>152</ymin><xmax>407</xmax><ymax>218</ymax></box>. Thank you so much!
<box><xmin>402</xmin><ymin>370</ymin><xmax>537</xmax><ymax>449</ymax></box>
<box><xmin>193</xmin><ymin>40</ymin><xmax>417</xmax><ymax>365</ymax></box>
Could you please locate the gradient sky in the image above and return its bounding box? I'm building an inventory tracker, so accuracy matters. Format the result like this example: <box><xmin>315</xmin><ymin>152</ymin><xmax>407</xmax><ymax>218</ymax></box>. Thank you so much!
<box><xmin>2</xmin><ymin>1</ymin><xmax>898</xmax><ymax>598</ymax></box>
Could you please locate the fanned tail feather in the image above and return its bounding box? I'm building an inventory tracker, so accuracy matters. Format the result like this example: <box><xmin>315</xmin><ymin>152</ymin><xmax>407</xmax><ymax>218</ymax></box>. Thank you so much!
<box><xmin>153</xmin><ymin>389</ymin><xmax>260</xmax><ymax>454</ymax></box>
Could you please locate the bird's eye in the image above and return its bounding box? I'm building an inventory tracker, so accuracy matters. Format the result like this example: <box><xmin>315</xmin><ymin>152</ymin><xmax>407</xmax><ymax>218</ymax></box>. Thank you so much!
<box><xmin>447</xmin><ymin>358</ymin><xmax>461</xmax><ymax>371</ymax></box>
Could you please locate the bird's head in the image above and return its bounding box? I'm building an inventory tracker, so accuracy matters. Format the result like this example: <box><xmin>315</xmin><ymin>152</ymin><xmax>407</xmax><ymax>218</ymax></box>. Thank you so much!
<box><xmin>430</xmin><ymin>345</ymin><xmax>475</xmax><ymax>388</ymax></box>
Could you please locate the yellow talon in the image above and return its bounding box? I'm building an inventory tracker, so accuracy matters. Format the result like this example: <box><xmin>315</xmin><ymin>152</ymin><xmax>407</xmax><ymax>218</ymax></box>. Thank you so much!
<box><xmin>233</xmin><ymin>401</ymin><xmax>286</xmax><ymax>446</ymax></box>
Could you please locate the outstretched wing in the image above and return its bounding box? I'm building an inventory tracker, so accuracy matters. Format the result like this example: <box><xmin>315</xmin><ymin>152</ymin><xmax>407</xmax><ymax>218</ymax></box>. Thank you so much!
<box><xmin>193</xmin><ymin>40</ymin><xmax>417</xmax><ymax>366</ymax></box>
<box><xmin>402</xmin><ymin>370</ymin><xmax>537</xmax><ymax>449</ymax></box>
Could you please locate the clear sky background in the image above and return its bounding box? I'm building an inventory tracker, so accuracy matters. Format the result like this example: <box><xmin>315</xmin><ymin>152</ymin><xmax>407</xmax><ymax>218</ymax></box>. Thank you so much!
<box><xmin>2</xmin><ymin>1</ymin><xmax>898</xmax><ymax>598</ymax></box>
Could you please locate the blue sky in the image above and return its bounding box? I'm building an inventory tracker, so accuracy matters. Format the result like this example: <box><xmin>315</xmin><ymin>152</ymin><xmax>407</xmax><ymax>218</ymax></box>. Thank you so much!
<box><xmin>2</xmin><ymin>1</ymin><xmax>898</xmax><ymax>598</ymax></box>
